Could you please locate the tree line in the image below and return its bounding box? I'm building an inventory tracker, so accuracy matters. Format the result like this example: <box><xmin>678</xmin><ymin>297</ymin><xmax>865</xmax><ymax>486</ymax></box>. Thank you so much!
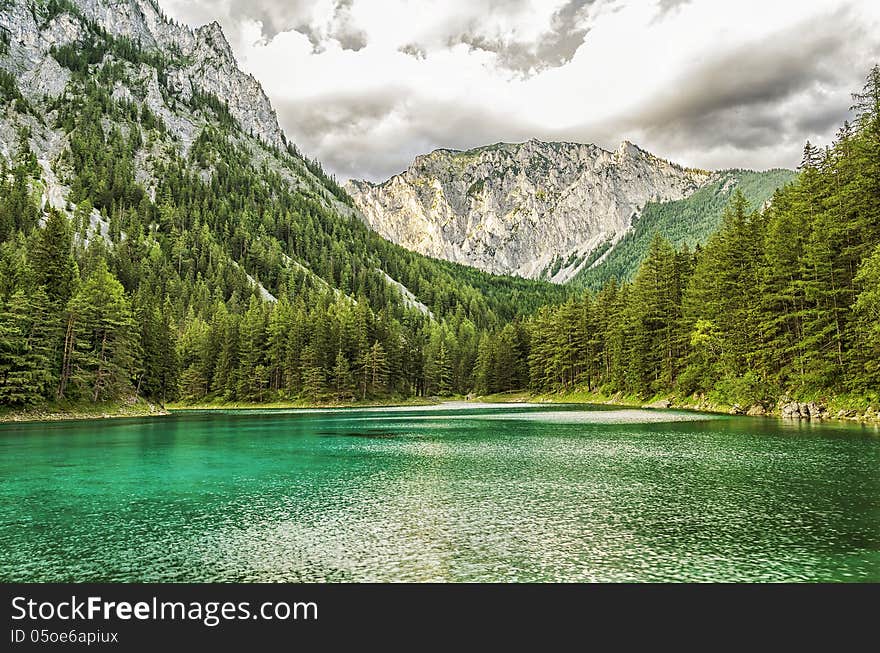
<box><xmin>0</xmin><ymin>19</ymin><xmax>565</xmax><ymax>408</ymax></box>
<box><xmin>521</xmin><ymin>67</ymin><xmax>880</xmax><ymax>407</ymax></box>
<box><xmin>0</xmin><ymin>40</ymin><xmax>877</xmax><ymax>410</ymax></box>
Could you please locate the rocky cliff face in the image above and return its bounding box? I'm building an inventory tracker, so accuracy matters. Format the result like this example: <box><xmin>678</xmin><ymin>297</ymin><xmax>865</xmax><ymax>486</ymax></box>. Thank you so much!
<box><xmin>0</xmin><ymin>0</ymin><xmax>371</xmax><ymax>302</ymax></box>
<box><xmin>0</xmin><ymin>0</ymin><xmax>285</xmax><ymax>152</ymax></box>
<box><xmin>346</xmin><ymin>139</ymin><xmax>713</xmax><ymax>281</ymax></box>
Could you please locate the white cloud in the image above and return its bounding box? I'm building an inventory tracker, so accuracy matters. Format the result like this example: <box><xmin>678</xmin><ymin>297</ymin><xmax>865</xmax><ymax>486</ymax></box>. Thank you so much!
<box><xmin>160</xmin><ymin>0</ymin><xmax>880</xmax><ymax>181</ymax></box>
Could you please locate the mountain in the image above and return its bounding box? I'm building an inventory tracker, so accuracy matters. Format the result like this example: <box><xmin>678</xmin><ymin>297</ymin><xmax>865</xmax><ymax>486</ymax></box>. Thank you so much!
<box><xmin>345</xmin><ymin>139</ymin><xmax>793</xmax><ymax>284</ymax></box>
<box><xmin>0</xmin><ymin>0</ymin><xmax>566</xmax><ymax>409</ymax></box>
<box><xmin>570</xmin><ymin>168</ymin><xmax>797</xmax><ymax>289</ymax></box>
<box><xmin>526</xmin><ymin>70</ymin><xmax>880</xmax><ymax>412</ymax></box>
<box><xmin>0</xmin><ymin>0</ymin><xmax>563</xmax><ymax>318</ymax></box>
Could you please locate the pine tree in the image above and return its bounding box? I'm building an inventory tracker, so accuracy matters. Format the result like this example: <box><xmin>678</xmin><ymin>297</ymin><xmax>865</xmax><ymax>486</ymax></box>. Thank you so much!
<box><xmin>31</xmin><ymin>208</ymin><xmax>78</xmax><ymax>306</ymax></box>
<box><xmin>366</xmin><ymin>340</ymin><xmax>388</xmax><ymax>396</ymax></box>
<box><xmin>853</xmin><ymin>243</ymin><xmax>880</xmax><ymax>389</ymax></box>
<box><xmin>301</xmin><ymin>344</ymin><xmax>324</xmax><ymax>403</ymax></box>
<box><xmin>494</xmin><ymin>323</ymin><xmax>525</xmax><ymax>392</ymax></box>
<box><xmin>0</xmin><ymin>289</ymin><xmax>54</xmax><ymax>405</ymax></box>
<box><xmin>62</xmin><ymin>259</ymin><xmax>138</xmax><ymax>402</ymax></box>
<box><xmin>474</xmin><ymin>333</ymin><xmax>495</xmax><ymax>395</ymax></box>
<box><xmin>431</xmin><ymin>340</ymin><xmax>453</xmax><ymax>396</ymax></box>
<box><xmin>332</xmin><ymin>350</ymin><xmax>354</xmax><ymax>401</ymax></box>
<box><xmin>135</xmin><ymin>296</ymin><xmax>178</xmax><ymax>403</ymax></box>
<box><xmin>237</xmin><ymin>296</ymin><xmax>268</xmax><ymax>401</ymax></box>
<box><xmin>212</xmin><ymin>306</ymin><xmax>240</xmax><ymax>400</ymax></box>
<box><xmin>266</xmin><ymin>298</ymin><xmax>292</xmax><ymax>392</ymax></box>
<box><xmin>628</xmin><ymin>234</ymin><xmax>681</xmax><ymax>393</ymax></box>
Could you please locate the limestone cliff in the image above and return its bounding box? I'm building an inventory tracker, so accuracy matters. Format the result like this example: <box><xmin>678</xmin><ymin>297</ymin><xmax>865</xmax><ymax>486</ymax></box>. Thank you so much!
<box><xmin>346</xmin><ymin>139</ymin><xmax>712</xmax><ymax>281</ymax></box>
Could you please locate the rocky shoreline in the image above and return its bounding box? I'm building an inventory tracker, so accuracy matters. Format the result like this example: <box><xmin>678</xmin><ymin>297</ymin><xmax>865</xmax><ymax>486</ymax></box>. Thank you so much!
<box><xmin>0</xmin><ymin>401</ymin><xmax>169</xmax><ymax>424</ymax></box>
<box><xmin>535</xmin><ymin>390</ymin><xmax>879</xmax><ymax>425</ymax></box>
<box><xmin>645</xmin><ymin>395</ymin><xmax>878</xmax><ymax>424</ymax></box>
<box><xmin>3</xmin><ymin>392</ymin><xmax>877</xmax><ymax>426</ymax></box>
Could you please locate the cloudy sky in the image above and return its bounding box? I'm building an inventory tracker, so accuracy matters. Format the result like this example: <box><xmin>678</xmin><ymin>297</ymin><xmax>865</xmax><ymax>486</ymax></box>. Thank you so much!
<box><xmin>160</xmin><ymin>0</ymin><xmax>880</xmax><ymax>182</ymax></box>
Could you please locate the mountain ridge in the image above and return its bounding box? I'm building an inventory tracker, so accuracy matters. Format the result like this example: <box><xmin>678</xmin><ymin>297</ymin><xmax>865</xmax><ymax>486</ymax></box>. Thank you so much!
<box><xmin>346</xmin><ymin>137</ymin><xmax>793</xmax><ymax>283</ymax></box>
<box><xmin>360</xmin><ymin>138</ymin><xmax>694</xmax><ymax>177</ymax></box>
<box><xmin>0</xmin><ymin>0</ymin><xmax>569</xmax><ymax>410</ymax></box>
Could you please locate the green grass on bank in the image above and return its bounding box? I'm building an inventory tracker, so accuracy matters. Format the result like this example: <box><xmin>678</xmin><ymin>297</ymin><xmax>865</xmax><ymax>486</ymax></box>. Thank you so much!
<box><xmin>4</xmin><ymin>388</ymin><xmax>877</xmax><ymax>424</ymax></box>
<box><xmin>0</xmin><ymin>397</ymin><xmax>169</xmax><ymax>423</ymax></box>
<box><xmin>167</xmin><ymin>395</ymin><xmax>442</xmax><ymax>411</ymax></box>
<box><xmin>476</xmin><ymin>386</ymin><xmax>880</xmax><ymax>423</ymax></box>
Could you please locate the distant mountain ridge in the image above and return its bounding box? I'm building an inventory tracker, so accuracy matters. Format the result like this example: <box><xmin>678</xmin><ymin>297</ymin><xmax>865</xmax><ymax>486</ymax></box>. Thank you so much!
<box><xmin>346</xmin><ymin>139</ymin><xmax>794</xmax><ymax>284</ymax></box>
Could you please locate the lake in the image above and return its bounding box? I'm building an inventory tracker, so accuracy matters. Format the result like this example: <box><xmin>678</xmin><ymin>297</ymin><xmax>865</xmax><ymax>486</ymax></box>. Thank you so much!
<box><xmin>1</xmin><ymin>403</ymin><xmax>878</xmax><ymax>582</ymax></box>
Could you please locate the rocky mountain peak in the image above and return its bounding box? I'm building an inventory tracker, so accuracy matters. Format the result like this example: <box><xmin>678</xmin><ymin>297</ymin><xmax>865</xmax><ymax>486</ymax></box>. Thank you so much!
<box><xmin>0</xmin><ymin>0</ymin><xmax>286</xmax><ymax>152</ymax></box>
<box><xmin>346</xmin><ymin>139</ymin><xmax>713</xmax><ymax>282</ymax></box>
<box><xmin>616</xmin><ymin>139</ymin><xmax>641</xmax><ymax>157</ymax></box>
<box><xmin>195</xmin><ymin>20</ymin><xmax>235</xmax><ymax>61</ymax></box>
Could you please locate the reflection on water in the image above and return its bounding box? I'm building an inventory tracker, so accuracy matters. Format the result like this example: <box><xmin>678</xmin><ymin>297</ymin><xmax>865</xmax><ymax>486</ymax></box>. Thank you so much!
<box><xmin>0</xmin><ymin>404</ymin><xmax>878</xmax><ymax>582</ymax></box>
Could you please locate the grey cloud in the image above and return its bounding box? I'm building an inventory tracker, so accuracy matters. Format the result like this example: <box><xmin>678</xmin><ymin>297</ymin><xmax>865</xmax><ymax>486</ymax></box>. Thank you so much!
<box><xmin>398</xmin><ymin>43</ymin><xmax>427</xmax><ymax>60</ymax></box>
<box><xmin>168</xmin><ymin>0</ymin><xmax>366</xmax><ymax>50</ymax></box>
<box><xmin>586</xmin><ymin>7</ymin><xmax>872</xmax><ymax>168</ymax></box>
<box><xmin>453</xmin><ymin>0</ymin><xmax>594</xmax><ymax>74</ymax></box>
<box><xmin>323</xmin><ymin>0</ymin><xmax>367</xmax><ymax>51</ymax></box>
<box><xmin>656</xmin><ymin>0</ymin><xmax>691</xmax><ymax>15</ymax></box>
<box><xmin>278</xmin><ymin>88</ymin><xmax>408</xmax><ymax>138</ymax></box>
<box><xmin>165</xmin><ymin>0</ymin><xmax>880</xmax><ymax>179</ymax></box>
<box><xmin>275</xmin><ymin>91</ymin><xmax>536</xmax><ymax>181</ymax></box>
<box><xmin>293</xmin><ymin>0</ymin><xmax>367</xmax><ymax>52</ymax></box>
<box><xmin>278</xmin><ymin>3</ymin><xmax>874</xmax><ymax>181</ymax></box>
<box><xmin>201</xmin><ymin>0</ymin><xmax>316</xmax><ymax>40</ymax></box>
<box><xmin>794</xmin><ymin>100</ymin><xmax>857</xmax><ymax>137</ymax></box>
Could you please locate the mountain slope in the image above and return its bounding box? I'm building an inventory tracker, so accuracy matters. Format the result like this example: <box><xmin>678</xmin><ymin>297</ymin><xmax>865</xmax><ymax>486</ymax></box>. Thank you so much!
<box><xmin>0</xmin><ymin>0</ymin><xmax>563</xmax><ymax>321</ymax></box>
<box><xmin>346</xmin><ymin>140</ymin><xmax>796</xmax><ymax>285</ymax></box>
<box><xmin>346</xmin><ymin>139</ymin><xmax>712</xmax><ymax>282</ymax></box>
<box><xmin>0</xmin><ymin>0</ymin><xmax>567</xmax><ymax>409</ymax></box>
<box><xmin>571</xmin><ymin>168</ymin><xmax>797</xmax><ymax>289</ymax></box>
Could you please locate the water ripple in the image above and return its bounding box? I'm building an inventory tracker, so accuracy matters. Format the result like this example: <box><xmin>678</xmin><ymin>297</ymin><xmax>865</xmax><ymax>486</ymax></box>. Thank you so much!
<box><xmin>1</xmin><ymin>405</ymin><xmax>877</xmax><ymax>582</ymax></box>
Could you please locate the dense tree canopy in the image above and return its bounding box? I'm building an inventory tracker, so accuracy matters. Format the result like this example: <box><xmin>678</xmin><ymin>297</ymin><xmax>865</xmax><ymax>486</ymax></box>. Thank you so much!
<box><xmin>0</xmin><ymin>19</ymin><xmax>877</xmax><ymax>415</ymax></box>
<box><xmin>527</xmin><ymin>66</ymin><xmax>880</xmax><ymax>407</ymax></box>
<box><xmin>0</xmin><ymin>21</ymin><xmax>565</xmax><ymax>408</ymax></box>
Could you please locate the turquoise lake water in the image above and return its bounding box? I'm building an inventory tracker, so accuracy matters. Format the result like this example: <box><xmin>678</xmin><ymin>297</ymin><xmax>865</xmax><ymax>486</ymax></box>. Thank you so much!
<box><xmin>1</xmin><ymin>403</ymin><xmax>878</xmax><ymax>582</ymax></box>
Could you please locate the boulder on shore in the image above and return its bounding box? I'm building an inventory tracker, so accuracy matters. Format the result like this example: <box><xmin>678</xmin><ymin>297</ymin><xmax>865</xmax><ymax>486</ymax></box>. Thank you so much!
<box><xmin>780</xmin><ymin>401</ymin><xmax>801</xmax><ymax>418</ymax></box>
<box><xmin>746</xmin><ymin>405</ymin><xmax>766</xmax><ymax>416</ymax></box>
<box><xmin>807</xmin><ymin>402</ymin><xmax>829</xmax><ymax>419</ymax></box>
<box><xmin>643</xmin><ymin>399</ymin><xmax>672</xmax><ymax>409</ymax></box>
<box><xmin>779</xmin><ymin>400</ymin><xmax>828</xmax><ymax>419</ymax></box>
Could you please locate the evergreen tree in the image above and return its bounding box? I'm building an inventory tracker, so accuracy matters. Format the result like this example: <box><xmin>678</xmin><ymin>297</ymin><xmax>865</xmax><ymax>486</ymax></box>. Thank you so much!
<box><xmin>31</xmin><ymin>208</ymin><xmax>78</xmax><ymax>306</ymax></box>
<box><xmin>430</xmin><ymin>340</ymin><xmax>453</xmax><ymax>396</ymax></box>
<box><xmin>301</xmin><ymin>344</ymin><xmax>324</xmax><ymax>403</ymax></box>
<box><xmin>474</xmin><ymin>333</ymin><xmax>495</xmax><ymax>395</ymax></box>
<box><xmin>0</xmin><ymin>288</ymin><xmax>55</xmax><ymax>405</ymax></box>
<box><xmin>332</xmin><ymin>350</ymin><xmax>355</xmax><ymax>401</ymax></box>
<box><xmin>853</xmin><ymin>243</ymin><xmax>880</xmax><ymax>389</ymax></box>
<box><xmin>61</xmin><ymin>259</ymin><xmax>138</xmax><ymax>402</ymax></box>
<box><xmin>365</xmin><ymin>340</ymin><xmax>389</xmax><ymax>397</ymax></box>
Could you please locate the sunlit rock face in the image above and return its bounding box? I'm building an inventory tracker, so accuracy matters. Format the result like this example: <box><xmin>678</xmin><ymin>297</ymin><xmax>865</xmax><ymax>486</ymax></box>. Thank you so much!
<box><xmin>1</xmin><ymin>0</ymin><xmax>286</xmax><ymax>153</ymax></box>
<box><xmin>0</xmin><ymin>0</ymin><xmax>360</xmax><ymax>300</ymax></box>
<box><xmin>346</xmin><ymin>139</ymin><xmax>712</xmax><ymax>282</ymax></box>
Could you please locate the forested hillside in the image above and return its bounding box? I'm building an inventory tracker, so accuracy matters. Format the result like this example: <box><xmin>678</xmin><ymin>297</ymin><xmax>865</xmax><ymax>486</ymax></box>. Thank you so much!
<box><xmin>502</xmin><ymin>67</ymin><xmax>880</xmax><ymax>412</ymax></box>
<box><xmin>0</xmin><ymin>0</ymin><xmax>566</xmax><ymax>412</ymax></box>
<box><xmin>1</xmin><ymin>0</ymin><xmax>876</xmax><ymax>418</ymax></box>
<box><xmin>571</xmin><ymin>169</ymin><xmax>797</xmax><ymax>290</ymax></box>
